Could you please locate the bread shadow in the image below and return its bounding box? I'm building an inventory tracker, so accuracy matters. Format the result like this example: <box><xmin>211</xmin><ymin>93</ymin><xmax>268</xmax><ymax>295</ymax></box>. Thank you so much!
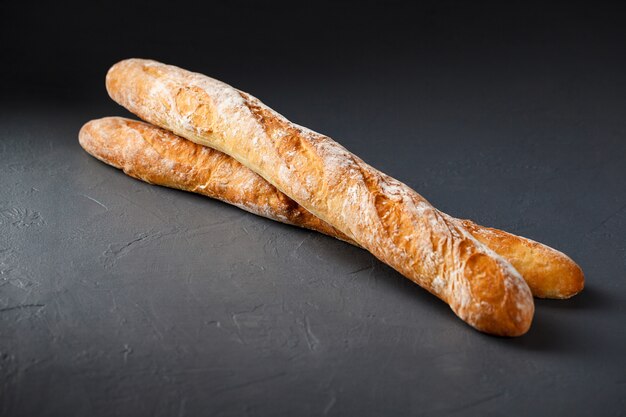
<box><xmin>322</xmin><ymin>243</ymin><xmax>606</xmax><ymax>354</ymax></box>
<box><xmin>488</xmin><ymin>285</ymin><xmax>611</xmax><ymax>353</ymax></box>
<box><xmin>535</xmin><ymin>286</ymin><xmax>607</xmax><ymax>311</ymax></box>
<box><xmin>86</xmin><ymin>167</ymin><xmax>602</xmax><ymax>354</ymax></box>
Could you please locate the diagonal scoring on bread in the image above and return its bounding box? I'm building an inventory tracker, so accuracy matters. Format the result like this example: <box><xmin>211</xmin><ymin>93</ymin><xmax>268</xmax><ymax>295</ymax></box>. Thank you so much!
<box><xmin>105</xmin><ymin>59</ymin><xmax>537</xmax><ymax>335</ymax></box>
<box><xmin>80</xmin><ymin>117</ymin><xmax>583</xmax><ymax>300</ymax></box>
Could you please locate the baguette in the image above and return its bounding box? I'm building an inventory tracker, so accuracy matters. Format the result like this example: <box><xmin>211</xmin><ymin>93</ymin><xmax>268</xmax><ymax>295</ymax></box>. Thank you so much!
<box><xmin>106</xmin><ymin>59</ymin><xmax>534</xmax><ymax>335</ymax></box>
<box><xmin>79</xmin><ymin>117</ymin><xmax>352</xmax><ymax>242</ymax></box>
<box><xmin>80</xmin><ymin>117</ymin><xmax>583</xmax><ymax>299</ymax></box>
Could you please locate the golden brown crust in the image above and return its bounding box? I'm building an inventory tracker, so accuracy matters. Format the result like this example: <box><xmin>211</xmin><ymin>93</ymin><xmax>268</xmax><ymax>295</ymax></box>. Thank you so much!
<box><xmin>78</xmin><ymin>117</ymin><xmax>351</xmax><ymax>242</ymax></box>
<box><xmin>458</xmin><ymin>219</ymin><xmax>584</xmax><ymax>298</ymax></box>
<box><xmin>80</xmin><ymin>117</ymin><xmax>583</xmax><ymax>300</ymax></box>
<box><xmin>105</xmin><ymin>59</ymin><xmax>534</xmax><ymax>336</ymax></box>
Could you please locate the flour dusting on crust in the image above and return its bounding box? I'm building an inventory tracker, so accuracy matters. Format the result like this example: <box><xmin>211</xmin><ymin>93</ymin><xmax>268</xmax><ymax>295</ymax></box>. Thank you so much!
<box><xmin>105</xmin><ymin>59</ymin><xmax>535</xmax><ymax>335</ymax></box>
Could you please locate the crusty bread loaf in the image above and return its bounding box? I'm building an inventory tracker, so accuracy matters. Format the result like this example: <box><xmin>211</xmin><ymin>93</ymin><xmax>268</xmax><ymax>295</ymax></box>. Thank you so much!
<box><xmin>106</xmin><ymin>58</ymin><xmax>534</xmax><ymax>336</ymax></box>
<box><xmin>79</xmin><ymin>117</ymin><xmax>352</xmax><ymax>242</ymax></box>
<box><xmin>80</xmin><ymin>116</ymin><xmax>583</xmax><ymax>299</ymax></box>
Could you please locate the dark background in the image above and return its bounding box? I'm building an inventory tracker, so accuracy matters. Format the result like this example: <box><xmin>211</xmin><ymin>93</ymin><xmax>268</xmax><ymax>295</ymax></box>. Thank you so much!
<box><xmin>1</xmin><ymin>1</ymin><xmax>625</xmax><ymax>416</ymax></box>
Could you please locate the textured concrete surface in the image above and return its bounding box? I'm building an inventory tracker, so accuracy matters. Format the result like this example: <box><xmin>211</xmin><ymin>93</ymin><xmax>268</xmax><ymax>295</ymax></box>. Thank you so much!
<box><xmin>1</xmin><ymin>71</ymin><xmax>625</xmax><ymax>416</ymax></box>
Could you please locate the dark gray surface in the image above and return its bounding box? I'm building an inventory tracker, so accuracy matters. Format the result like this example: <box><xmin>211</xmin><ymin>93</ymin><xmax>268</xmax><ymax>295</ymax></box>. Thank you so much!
<box><xmin>2</xmin><ymin>69</ymin><xmax>626</xmax><ymax>416</ymax></box>
<box><xmin>2</xmin><ymin>3</ymin><xmax>626</xmax><ymax>415</ymax></box>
